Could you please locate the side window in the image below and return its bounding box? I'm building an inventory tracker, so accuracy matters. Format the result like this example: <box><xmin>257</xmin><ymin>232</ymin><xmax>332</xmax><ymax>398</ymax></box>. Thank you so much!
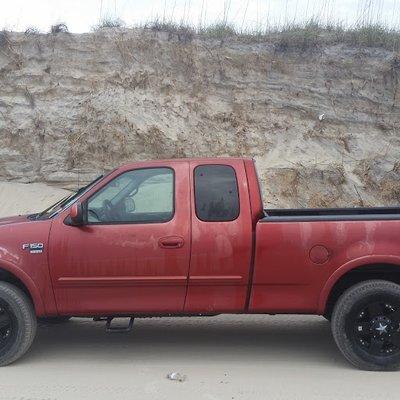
<box><xmin>87</xmin><ymin>168</ymin><xmax>174</xmax><ymax>224</ymax></box>
<box><xmin>194</xmin><ymin>165</ymin><xmax>240</xmax><ymax>222</ymax></box>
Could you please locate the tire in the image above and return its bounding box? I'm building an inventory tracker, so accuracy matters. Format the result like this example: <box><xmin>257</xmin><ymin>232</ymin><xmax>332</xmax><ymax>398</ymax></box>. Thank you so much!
<box><xmin>0</xmin><ymin>282</ymin><xmax>37</xmax><ymax>366</ymax></box>
<box><xmin>38</xmin><ymin>316</ymin><xmax>71</xmax><ymax>324</ymax></box>
<box><xmin>332</xmin><ymin>280</ymin><xmax>400</xmax><ymax>371</ymax></box>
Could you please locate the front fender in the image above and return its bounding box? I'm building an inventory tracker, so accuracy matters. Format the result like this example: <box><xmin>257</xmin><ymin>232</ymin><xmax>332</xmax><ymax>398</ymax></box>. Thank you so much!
<box><xmin>317</xmin><ymin>255</ymin><xmax>400</xmax><ymax>314</ymax></box>
<box><xmin>0</xmin><ymin>259</ymin><xmax>45</xmax><ymax>315</ymax></box>
<box><xmin>0</xmin><ymin>217</ymin><xmax>56</xmax><ymax>316</ymax></box>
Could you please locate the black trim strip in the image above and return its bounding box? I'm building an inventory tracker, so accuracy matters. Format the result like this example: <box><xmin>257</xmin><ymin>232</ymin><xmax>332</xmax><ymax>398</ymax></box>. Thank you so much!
<box><xmin>264</xmin><ymin>206</ymin><xmax>400</xmax><ymax>217</ymax></box>
<box><xmin>261</xmin><ymin>214</ymin><xmax>400</xmax><ymax>223</ymax></box>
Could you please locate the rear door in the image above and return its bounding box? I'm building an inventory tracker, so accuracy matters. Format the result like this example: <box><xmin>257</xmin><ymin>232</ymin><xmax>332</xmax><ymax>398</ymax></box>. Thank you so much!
<box><xmin>49</xmin><ymin>161</ymin><xmax>191</xmax><ymax>315</ymax></box>
<box><xmin>184</xmin><ymin>160</ymin><xmax>253</xmax><ymax>313</ymax></box>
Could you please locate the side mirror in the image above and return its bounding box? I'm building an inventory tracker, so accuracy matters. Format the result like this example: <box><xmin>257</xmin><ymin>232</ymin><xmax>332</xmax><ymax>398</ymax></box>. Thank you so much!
<box><xmin>69</xmin><ymin>202</ymin><xmax>84</xmax><ymax>226</ymax></box>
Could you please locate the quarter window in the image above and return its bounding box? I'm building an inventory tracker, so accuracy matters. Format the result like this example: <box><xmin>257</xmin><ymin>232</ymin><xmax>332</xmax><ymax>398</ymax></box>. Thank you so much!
<box><xmin>87</xmin><ymin>168</ymin><xmax>174</xmax><ymax>224</ymax></box>
<box><xmin>194</xmin><ymin>165</ymin><xmax>240</xmax><ymax>222</ymax></box>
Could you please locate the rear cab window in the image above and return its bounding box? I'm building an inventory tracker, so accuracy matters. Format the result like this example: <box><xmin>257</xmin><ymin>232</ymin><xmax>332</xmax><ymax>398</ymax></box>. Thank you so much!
<box><xmin>194</xmin><ymin>165</ymin><xmax>240</xmax><ymax>222</ymax></box>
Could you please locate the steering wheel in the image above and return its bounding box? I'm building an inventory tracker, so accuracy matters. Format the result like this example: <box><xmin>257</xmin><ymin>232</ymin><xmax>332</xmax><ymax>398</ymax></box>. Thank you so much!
<box><xmin>102</xmin><ymin>199</ymin><xmax>115</xmax><ymax>220</ymax></box>
<box><xmin>88</xmin><ymin>208</ymin><xmax>100</xmax><ymax>222</ymax></box>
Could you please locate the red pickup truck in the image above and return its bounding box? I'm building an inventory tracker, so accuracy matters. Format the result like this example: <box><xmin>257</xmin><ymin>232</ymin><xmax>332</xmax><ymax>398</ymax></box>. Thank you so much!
<box><xmin>0</xmin><ymin>157</ymin><xmax>399</xmax><ymax>370</ymax></box>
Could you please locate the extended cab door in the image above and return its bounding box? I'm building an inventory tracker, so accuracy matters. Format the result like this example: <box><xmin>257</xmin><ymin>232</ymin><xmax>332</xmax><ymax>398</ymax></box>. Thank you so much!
<box><xmin>184</xmin><ymin>159</ymin><xmax>253</xmax><ymax>313</ymax></box>
<box><xmin>49</xmin><ymin>161</ymin><xmax>191</xmax><ymax>315</ymax></box>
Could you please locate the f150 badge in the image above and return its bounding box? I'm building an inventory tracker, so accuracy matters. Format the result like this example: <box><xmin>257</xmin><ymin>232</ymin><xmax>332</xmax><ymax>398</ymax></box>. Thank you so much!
<box><xmin>22</xmin><ymin>243</ymin><xmax>44</xmax><ymax>254</ymax></box>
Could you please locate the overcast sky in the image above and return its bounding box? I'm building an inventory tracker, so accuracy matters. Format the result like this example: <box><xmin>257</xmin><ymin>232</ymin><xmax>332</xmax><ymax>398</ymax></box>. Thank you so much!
<box><xmin>1</xmin><ymin>0</ymin><xmax>399</xmax><ymax>33</ymax></box>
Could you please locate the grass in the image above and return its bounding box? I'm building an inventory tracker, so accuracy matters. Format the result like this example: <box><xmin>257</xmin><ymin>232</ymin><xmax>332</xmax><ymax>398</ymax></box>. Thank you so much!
<box><xmin>7</xmin><ymin>16</ymin><xmax>400</xmax><ymax>52</ymax></box>
<box><xmin>92</xmin><ymin>17</ymin><xmax>125</xmax><ymax>31</ymax></box>
<box><xmin>270</xmin><ymin>20</ymin><xmax>336</xmax><ymax>49</ymax></box>
<box><xmin>345</xmin><ymin>24</ymin><xmax>400</xmax><ymax>49</ymax></box>
<box><xmin>270</xmin><ymin>20</ymin><xmax>400</xmax><ymax>52</ymax></box>
<box><xmin>140</xmin><ymin>18</ymin><xmax>400</xmax><ymax>52</ymax></box>
<box><xmin>145</xmin><ymin>19</ymin><xmax>194</xmax><ymax>43</ymax></box>
<box><xmin>199</xmin><ymin>23</ymin><xmax>237</xmax><ymax>39</ymax></box>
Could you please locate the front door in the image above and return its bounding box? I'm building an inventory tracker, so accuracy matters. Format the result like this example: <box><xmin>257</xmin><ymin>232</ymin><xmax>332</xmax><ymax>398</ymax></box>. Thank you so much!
<box><xmin>49</xmin><ymin>162</ymin><xmax>191</xmax><ymax>315</ymax></box>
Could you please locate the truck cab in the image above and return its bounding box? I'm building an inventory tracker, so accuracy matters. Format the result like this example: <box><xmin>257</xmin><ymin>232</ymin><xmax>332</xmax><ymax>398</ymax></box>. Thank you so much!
<box><xmin>49</xmin><ymin>158</ymin><xmax>260</xmax><ymax>316</ymax></box>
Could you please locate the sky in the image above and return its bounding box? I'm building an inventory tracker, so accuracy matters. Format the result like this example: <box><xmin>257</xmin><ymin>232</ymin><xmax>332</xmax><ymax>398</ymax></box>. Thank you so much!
<box><xmin>0</xmin><ymin>0</ymin><xmax>399</xmax><ymax>33</ymax></box>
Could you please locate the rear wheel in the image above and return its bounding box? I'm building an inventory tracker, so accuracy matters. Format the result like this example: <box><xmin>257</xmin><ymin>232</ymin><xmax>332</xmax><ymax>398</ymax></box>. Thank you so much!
<box><xmin>332</xmin><ymin>280</ymin><xmax>400</xmax><ymax>370</ymax></box>
<box><xmin>0</xmin><ymin>282</ymin><xmax>37</xmax><ymax>366</ymax></box>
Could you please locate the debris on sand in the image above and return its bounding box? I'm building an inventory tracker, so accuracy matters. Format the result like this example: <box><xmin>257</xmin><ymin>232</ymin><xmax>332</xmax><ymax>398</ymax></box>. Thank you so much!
<box><xmin>166</xmin><ymin>372</ymin><xmax>186</xmax><ymax>382</ymax></box>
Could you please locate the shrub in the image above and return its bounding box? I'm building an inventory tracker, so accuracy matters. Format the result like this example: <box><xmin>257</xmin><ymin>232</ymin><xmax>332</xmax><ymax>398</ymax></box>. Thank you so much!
<box><xmin>50</xmin><ymin>23</ymin><xmax>69</xmax><ymax>34</ymax></box>
<box><xmin>24</xmin><ymin>27</ymin><xmax>41</xmax><ymax>35</ymax></box>
<box><xmin>0</xmin><ymin>30</ymin><xmax>9</xmax><ymax>48</ymax></box>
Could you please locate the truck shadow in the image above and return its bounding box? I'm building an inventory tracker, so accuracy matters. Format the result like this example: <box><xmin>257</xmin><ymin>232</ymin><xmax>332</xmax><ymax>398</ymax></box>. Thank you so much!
<box><xmin>24</xmin><ymin>315</ymin><xmax>348</xmax><ymax>368</ymax></box>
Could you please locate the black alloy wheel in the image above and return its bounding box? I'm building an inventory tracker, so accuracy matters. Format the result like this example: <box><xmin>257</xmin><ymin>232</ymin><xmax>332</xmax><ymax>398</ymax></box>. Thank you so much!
<box><xmin>0</xmin><ymin>301</ymin><xmax>16</xmax><ymax>353</ymax></box>
<box><xmin>0</xmin><ymin>282</ymin><xmax>37</xmax><ymax>366</ymax></box>
<box><xmin>349</xmin><ymin>299</ymin><xmax>400</xmax><ymax>357</ymax></box>
<box><xmin>332</xmin><ymin>280</ymin><xmax>400</xmax><ymax>370</ymax></box>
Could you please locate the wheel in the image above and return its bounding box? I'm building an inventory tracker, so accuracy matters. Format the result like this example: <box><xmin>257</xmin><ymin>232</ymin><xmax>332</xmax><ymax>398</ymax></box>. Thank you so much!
<box><xmin>38</xmin><ymin>316</ymin><xmax>71</xmax><ymax>324</ymax></box>
<box><xmin>0</xmin><ymin>282</ymin><xmax>37</xmax><ymax>366</ymax></box>
<box><xmin>331</xmin><ymin>280</ymin><xmax>400</xmax><ymax>371</ymax></box>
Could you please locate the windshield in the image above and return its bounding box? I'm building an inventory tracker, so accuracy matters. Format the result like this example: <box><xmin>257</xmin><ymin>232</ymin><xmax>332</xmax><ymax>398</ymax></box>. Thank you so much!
<box><xmin>34</xmin><ymin>175</ymin><xmax>104</xmax><ymax>220</ymax></box>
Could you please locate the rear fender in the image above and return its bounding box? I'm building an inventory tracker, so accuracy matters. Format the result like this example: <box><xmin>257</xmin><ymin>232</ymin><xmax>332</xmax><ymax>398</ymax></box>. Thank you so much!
<box><xmin>317</xmin><ymin>255</ymin><xmax>400</xmax><ymax>314</ymax></box>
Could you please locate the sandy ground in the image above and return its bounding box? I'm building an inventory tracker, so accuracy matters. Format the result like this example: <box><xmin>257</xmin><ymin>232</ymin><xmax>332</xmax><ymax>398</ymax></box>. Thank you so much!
<box><xmin>0</xmin><ymin>315</ymin><xmax>398</xmax><ymax>400</ymax></box>
<box><xmin>0</xmin><ymin>181</ymin><xmax>71</xmax><ymax>218</ymax></box>
<box><xmin>1</xmin><ymin>182</ymin><xmax>399</xmax><ymax>399</ymax></box>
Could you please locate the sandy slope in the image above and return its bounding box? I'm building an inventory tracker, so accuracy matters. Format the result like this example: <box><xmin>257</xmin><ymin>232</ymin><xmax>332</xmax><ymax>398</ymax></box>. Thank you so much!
<box><xmin>0</xmin><ymin>181</ymin><xmax>71</xmax><ymax>218</ymax></box>
<box><xmin>1</xmin><ymin>30</ymin><xmax>399</xmax><ymax>208</ymax></box>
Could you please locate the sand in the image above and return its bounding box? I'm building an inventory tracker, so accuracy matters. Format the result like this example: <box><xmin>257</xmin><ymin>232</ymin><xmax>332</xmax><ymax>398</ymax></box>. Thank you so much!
<box><xmin>0</xmin><ymin>181</ymin><xmax>71</xmax><ymax>218</ymax></box>
<box><xmin>0</xmin><ymin>315</ymin><xmax>398</xmax><ymax>400</ymax></box>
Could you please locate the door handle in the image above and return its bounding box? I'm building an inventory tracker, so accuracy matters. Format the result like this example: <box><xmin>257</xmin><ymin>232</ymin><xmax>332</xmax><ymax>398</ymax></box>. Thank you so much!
<box><xmin>158</xmin><ymin>236</ymin><xmax>185</xmax><ymax>249</ymax></box>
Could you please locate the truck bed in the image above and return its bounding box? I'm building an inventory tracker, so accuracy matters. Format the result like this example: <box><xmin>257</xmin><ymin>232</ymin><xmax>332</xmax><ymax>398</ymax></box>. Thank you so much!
<box><xmin>262</xmin><ymin>207</ymin><xmax>400</xmax><ymax>222</ymax></box>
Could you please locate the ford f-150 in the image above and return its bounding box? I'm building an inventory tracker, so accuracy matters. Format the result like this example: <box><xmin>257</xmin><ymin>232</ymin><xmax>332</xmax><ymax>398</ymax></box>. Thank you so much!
<box><xmin>0</xmin><ymin>157</ymin><xmax>399</xmax><ymax>370</ymax></box>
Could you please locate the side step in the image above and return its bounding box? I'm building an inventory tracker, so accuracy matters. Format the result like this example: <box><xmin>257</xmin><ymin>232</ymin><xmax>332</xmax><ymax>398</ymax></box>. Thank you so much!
<box><xmin>93</xmin><ymin>317</ymin><xmax>135</xmax><ymax>333</ymax></box>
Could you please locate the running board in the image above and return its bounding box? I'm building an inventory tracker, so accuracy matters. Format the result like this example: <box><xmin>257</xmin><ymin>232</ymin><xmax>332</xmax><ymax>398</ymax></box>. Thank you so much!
<box><xmin>93</xmin><ymin>317</ymin><xmax>135</xmax><ymax>332</ymax></box>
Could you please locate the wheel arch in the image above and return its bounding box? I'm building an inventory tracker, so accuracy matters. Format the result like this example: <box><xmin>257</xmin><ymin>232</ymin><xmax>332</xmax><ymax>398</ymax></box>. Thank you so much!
<box><xmin>318</xmin><ymin>255</ymin><xmax>400</xmax><ymax>315</ymax></box>
<box><xmin>0</xmin><ymin>261</ymin><xmax>44</xmax><ymax>315</ymax></box>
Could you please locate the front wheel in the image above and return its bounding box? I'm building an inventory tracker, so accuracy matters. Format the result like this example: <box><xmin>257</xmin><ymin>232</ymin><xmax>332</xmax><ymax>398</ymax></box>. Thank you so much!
<box><xmin>332</xmin><ymin>280</ymin><xmax>400</xmax><ymax>371</ymax></box>
<box><xmin>0</xmin><ymin>282</ymin><xmax>37</xmax><ymax>366</ymax></box>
